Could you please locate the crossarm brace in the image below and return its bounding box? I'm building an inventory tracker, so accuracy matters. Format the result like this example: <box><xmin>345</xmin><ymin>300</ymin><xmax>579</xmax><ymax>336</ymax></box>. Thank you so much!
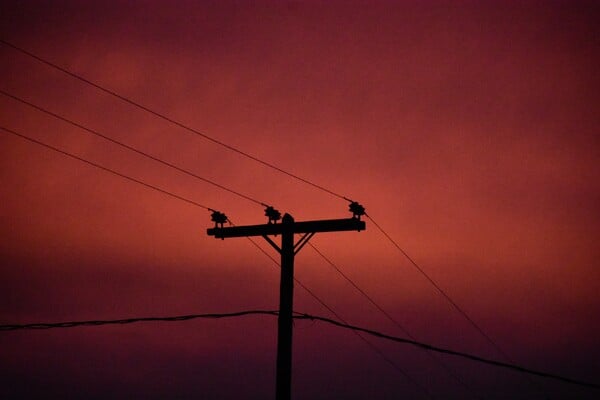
<box><xmin>294</xmin><ymin>232</ymin><xmax>315</xmax><ymax>255</ymax></box>
<box><xmin>262</xmin><ymin>235</ymin><xmax>281</xmax><ymax>254</ymax></box>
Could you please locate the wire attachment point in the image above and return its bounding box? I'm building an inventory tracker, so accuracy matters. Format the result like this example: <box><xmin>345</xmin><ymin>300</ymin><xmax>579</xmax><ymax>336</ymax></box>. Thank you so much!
<box><xmin>264</xmin><ymin>206</ymin><xmax>282</xmax><ymax>224</ymax></box>
<box><xmin>210</xmin><ymin>210</ymin><xmax>228</xmax><ymax>228</ymax></box>
<box><xmin>349</xmin><ymin>202</ymin><xmax>365</xmax><ymax>220</ymax></box>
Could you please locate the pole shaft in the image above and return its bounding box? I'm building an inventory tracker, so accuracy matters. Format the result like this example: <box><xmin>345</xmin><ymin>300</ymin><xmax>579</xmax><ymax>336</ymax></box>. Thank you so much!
<box><xmin>276</xmin><ymin>214</ymin><xmax>295</xmax><ymax>400</ymax></box>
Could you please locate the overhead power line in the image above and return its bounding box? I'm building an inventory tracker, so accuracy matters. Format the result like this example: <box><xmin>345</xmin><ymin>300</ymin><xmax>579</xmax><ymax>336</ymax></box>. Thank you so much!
<box><xmin>1</xmin><ymin>123</ymin><xmax>428</xmax><ymax>396</ymax></box>
<box><xmin>0</xmin><ymin>41</ymin><xmax>530</xmax><ymax>374</ymax></box>
<box><xmin>3</xmin><ymin>86</ymin><xmax>446</xmax><ymax>396</ymax></box>
<box><xmin>1</xmin><ymin>39</ymin><xmax>492</xmax><ymax>377</ymax></box>
<box><xmin>2</xmin><ymin>122</ymin><xmax>427</xmax><ymax>396</ymax></box>
<box><xmin>308</xmin><ymin>242</ymin><xmax>482</xmax><ymax>399</ymax></box>
<box><xmin>0</xmin><ymin>39</ymin><xmax>352</xmax><ymax>202</ymax></box>
<box><xmin>2</xmin><ymin>91</ymin><xmax>408</xmax><ymax>383</ymax></box>
<box><xmin>0</xmin><ymin>126</ymin><xmax>213</xmax><ymax>212</ymax></box>
<box><xmin>0</xmin><ymin>38</ymin><xmax>559</xmax><ymax>396</ymax></box>
<box><xmin>297</xmin><ymin>314</ymin><xmax>600</xmax><ymax>390</ymax></box>
<box><xmin>2</xmin><ymin>310</ymin><xmax>597</xmax><ymax>390</ymax></box>
<box><xmin>2</xmin><ymin>96</ymin><xmax>463</xmax><ymax>398</ymax></box>
<box><xmin>0</xmin><ymin>310</ymin><xmax>279</xmax><ymax>330</ymax></box>
<box><xmin>365</xmin><ymin>212</ymin><xmax>549</xmax><ymax>397</ymax></box>
<box><xmin>366</xmin><ymin>213</ymin><xmax>513</xmax><ymax>360</ymax></box>
<box><xmin>0</xmin><ymin>89</ymin><xmax>269</xmax><ymax>208</ymax></box>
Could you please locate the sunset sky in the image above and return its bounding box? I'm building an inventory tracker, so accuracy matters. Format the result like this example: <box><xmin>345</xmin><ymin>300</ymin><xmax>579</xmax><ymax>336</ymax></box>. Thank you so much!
<box><xmin>1</xmin><ymin>1</ymin><xmax>598</xmax><ymax>398</ymax></box>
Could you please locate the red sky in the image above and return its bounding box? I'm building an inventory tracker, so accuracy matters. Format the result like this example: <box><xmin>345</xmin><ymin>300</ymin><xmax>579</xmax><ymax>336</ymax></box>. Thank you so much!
<box><xmin>1</xmin><ymin>1</ymin><xmax>598</xmax><ymax>398</ymax></box>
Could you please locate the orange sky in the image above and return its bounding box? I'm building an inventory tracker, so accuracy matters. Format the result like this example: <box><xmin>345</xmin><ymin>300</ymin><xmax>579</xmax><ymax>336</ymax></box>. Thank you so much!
<box><xmin>1</xmin><ymin>1</ymin><xmax>598</xmax><ymax>398</ymax></box>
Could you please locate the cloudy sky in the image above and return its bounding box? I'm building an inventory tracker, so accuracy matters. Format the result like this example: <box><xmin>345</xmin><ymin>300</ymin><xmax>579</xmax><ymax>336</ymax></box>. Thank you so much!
<box><xmin>1</xmin><ymin>1</ymin><xmax>598</xmax><ymax>398</ymax></box>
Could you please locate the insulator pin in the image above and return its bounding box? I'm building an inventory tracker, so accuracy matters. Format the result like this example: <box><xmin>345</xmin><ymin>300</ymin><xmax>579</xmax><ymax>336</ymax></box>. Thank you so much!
<box><xmin>348</xmin><ymin>202</ymin><xmax>365</xmax><ymax>220</ymax></box>
<box><xmin>264</xmin><ymin>206</ymin><xmax>282</xmax><ymax>224</ymax></box>
<box><xmin>211</xmin><ymin>211</ymin><xmax>228</xmax><ymax>228</ymax></box>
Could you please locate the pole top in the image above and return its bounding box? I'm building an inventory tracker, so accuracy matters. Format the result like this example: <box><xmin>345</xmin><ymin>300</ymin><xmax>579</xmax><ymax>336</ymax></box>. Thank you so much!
<box><xmin>282</xmin><ymin>213</ymin><xmax>294</xmax><ymax>224</ymax></box>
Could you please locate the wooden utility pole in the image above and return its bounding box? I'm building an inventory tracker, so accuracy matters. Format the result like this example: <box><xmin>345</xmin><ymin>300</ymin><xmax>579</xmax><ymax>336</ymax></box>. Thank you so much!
<box><xmin>207</xmin><ymin>204</ymin><xmax>365</xmax><ymax>400</ymax></box>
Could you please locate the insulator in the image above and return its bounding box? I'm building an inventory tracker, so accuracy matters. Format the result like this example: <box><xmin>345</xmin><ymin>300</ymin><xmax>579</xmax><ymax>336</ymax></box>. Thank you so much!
<box><xmin>348</xmin><ymin>202</ymin><xmax>365</xmax><ymax>219</ymax></box>
<box><xmin>264</xmin><ymin>206</ymin><xmax>282</xmax><ymax>224</ymax></box>
<box><xmin>211</xmin><ymin>211</ymin><xmax>228</xmax><ymax>227</ymax></box>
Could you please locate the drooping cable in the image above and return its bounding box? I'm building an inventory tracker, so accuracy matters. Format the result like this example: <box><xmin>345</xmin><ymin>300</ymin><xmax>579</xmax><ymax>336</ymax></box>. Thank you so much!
<box><xmin>366</xmin><ymin>213</ymin><xmax>510</xmax><ymax>360</ymax></box>
<box><xmin>365</xmin><ymin>212</ymin><xmax>549</xmax><ymax>397</ymax></box>
<box><xmin>0</xmin><ymin>310</ymin><xmax>279</xmax><ymax>330</ymax></box>
<box><xmin>2</xmin><ymin>311</ymin><xmax>597</xmax><ymax>390</ymax></box>
<box><xmin>309</xmin><ymin>242</ymin><xmax>483</xmax><ymax>399</ymax></box>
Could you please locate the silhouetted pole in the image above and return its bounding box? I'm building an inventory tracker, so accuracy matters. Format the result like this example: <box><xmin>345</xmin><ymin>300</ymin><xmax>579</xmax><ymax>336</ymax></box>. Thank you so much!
<box><xmin>207</xmin><ymin>203</ymin><xmax>366</xmax><ymax>400</ymax></box>
<box><xmin>276</xmin><ymin>214</ymin><xmax>294</xmax><ymax>400</ymax></box>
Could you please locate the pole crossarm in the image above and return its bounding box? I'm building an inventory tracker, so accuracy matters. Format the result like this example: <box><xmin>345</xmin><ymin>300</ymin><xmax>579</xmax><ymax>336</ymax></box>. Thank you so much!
<box><xmin>207</xmin><ymin>217</ymin><xmax>365</xmax><ymax>239</ymax></box>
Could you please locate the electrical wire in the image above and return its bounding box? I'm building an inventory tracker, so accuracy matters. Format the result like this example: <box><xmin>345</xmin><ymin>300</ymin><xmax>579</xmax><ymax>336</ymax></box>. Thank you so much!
<box><xmin>0</xmin><ymin>89</ymin><xmax>269</xmax><ymax>208</ymax></box>
<box><xmin>1</xmin><ymin>96</ymin><xmax>445</xmax><ymax>397</ymax></box>
<box><xmin>0</xmin><ymin>125</ymin><xmax>213</xmax><ymax>212</ymax></box>
<box><xmin>0</xmin><ymin>38</ymin><xmax>570</xmax><ymax>396</ymax></box>
<box><xmin>1</xmin><ymin>310</ymin><xmax>597</xmax><ymax>390</ymax></box>
<box><xmin>0</xmin><ymin>310</ymin><xmax>279</xmax><ymax>330</ymax></box>
<box><xmin>1</xmin><ymin>122</ymin><xmax>428</xmax><ymax>396</ymax></box>
<box><xmin>365</xmin><ymin>212</ymin><xmax>549</xmax><ymax>397</ymax></box>
<box><xmin>366</xmin><ymin>213</ymin><xmax>511</xmax><ymax>360</ymax></box>
<box><xmin>308</xmin><ymin>242</ymin><xmax>483</xmax><ymax>399</ymax></box>
<box><xmin>0</xmin><ymin>40</ymin><xmax>509</xmax><ymax>379</ymax></box>
<box><xmin>2</xmin><ymin>126</ymin><xmax>593</xmax><ymax>393</ymax></box>
<box><xmin>2</xmin><ymin>123</ymin><xmax>428</xmax><ymax>397</ymax></box>
<box><xmin>0</xmin><ymin>42</ymin><xmax>546</xmax><ymax>385</ymax></box>
<box><xmin>296</xmin><ymin>313</ymin><xmax>600</xmax><ymax>390</ymax></box>
<box><xmin>0</xmin><ymin>39</ymin><xmax>352</xmax><ymax>202</ymax></box>
<box><xmin>2</xmin><ymin>84</ymin><xmax>431</xmax><ymax>394</ymax></box>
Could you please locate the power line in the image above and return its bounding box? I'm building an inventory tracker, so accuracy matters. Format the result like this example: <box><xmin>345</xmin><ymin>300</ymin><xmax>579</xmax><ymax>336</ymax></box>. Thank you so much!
<box><xmin>2</xmin><ymin>310</ymin><xmax>597</xmax><ymax>390</ymax></box>
<box><xmin>365</xmin><ymin>212</ymin><xmax>549</xmax><ymax>397</ymax></box>
<box><xmin>2</xmin><ymin>123</ymin><xmax>595</xmax><ymax>391</ymax></box>
<box><xmin>3</xmin><ymin>85</ymin><xmax>431</xmax><ymax>395</ymax></box>
<box><xmin>3</xmin><ymin>89</ymin><xmax>421</xmax><ymax>385</ymax></box>
<box><xmin>366</xmin><ymin>213</ymin><xmax>511</xmax><ymax>359</ymax></box>
<box><xmin>0</xmin><ymin>41</ymin><xmax>540</xmax><ymax>383</ymax></box>
<box><xmin>0</xmin><ymin>39</ymin><xmax>352</xmax><ymax>202</ymax></box>
<box><xmin>0</xmin><ymin>310</ymin><xmax>279</xmax><ymax>330</ymax></box>
<box><xmin>0</xmin><ymin>39</ymin><xmax>502</xmax><ymax>368</ymax></box>
<box><xmin>0</xmin><ymin>89</ymin><xmax>269</xmax><ymax>208</ymax></box>
<box><xmin>0</xmin><ymin>43</ymin><xmax>551</xmax><ymax>365</ymax></box>
<box><xmin>2</xmin><ymin>124</ymin><xmax>428</xmax><ymax>397</ymax></box>
<box><xmin>296</xmin><ymin>313</ymin><xmax>600</xmax><ymax>390</ymax></box>
<box><xmin>0</xmin><ymin>126</ymin><xmax>213</xmax><ymax>212</ymax></box>
<box><xmin>0</xmin><ymin>38</ymin><xmax>562</xmax><ymax>396</ymax></box>
<box><xmin>309</xmin><ymin>242</ymin><xmax>483</xmax><ymax>399</ymax></box>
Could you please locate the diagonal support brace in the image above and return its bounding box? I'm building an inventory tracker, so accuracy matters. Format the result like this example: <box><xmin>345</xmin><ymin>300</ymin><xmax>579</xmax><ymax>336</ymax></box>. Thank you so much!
<box><xmin>262</xmin><ymin>235</ymin><xmax>281</xmax><ymax>254</ymax></box>
<box><xmin>294</xmin><ymin>232</ymin><xmax>315</xmax><ymax>255</ymax></box>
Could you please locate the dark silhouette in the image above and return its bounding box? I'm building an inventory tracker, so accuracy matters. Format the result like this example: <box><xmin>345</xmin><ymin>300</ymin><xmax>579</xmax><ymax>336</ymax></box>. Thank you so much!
<box><xmin>207</xmin><ymin>205</ymin><xmax>366</xmax><ymax>400</ymax></box>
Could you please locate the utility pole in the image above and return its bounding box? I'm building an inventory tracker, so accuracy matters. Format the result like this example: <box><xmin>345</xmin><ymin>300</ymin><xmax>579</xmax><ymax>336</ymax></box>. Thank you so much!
<box><xmin>207</xmin><ymin>203</ymin><xmax>366</xmax><ymax>400</ymax></box>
